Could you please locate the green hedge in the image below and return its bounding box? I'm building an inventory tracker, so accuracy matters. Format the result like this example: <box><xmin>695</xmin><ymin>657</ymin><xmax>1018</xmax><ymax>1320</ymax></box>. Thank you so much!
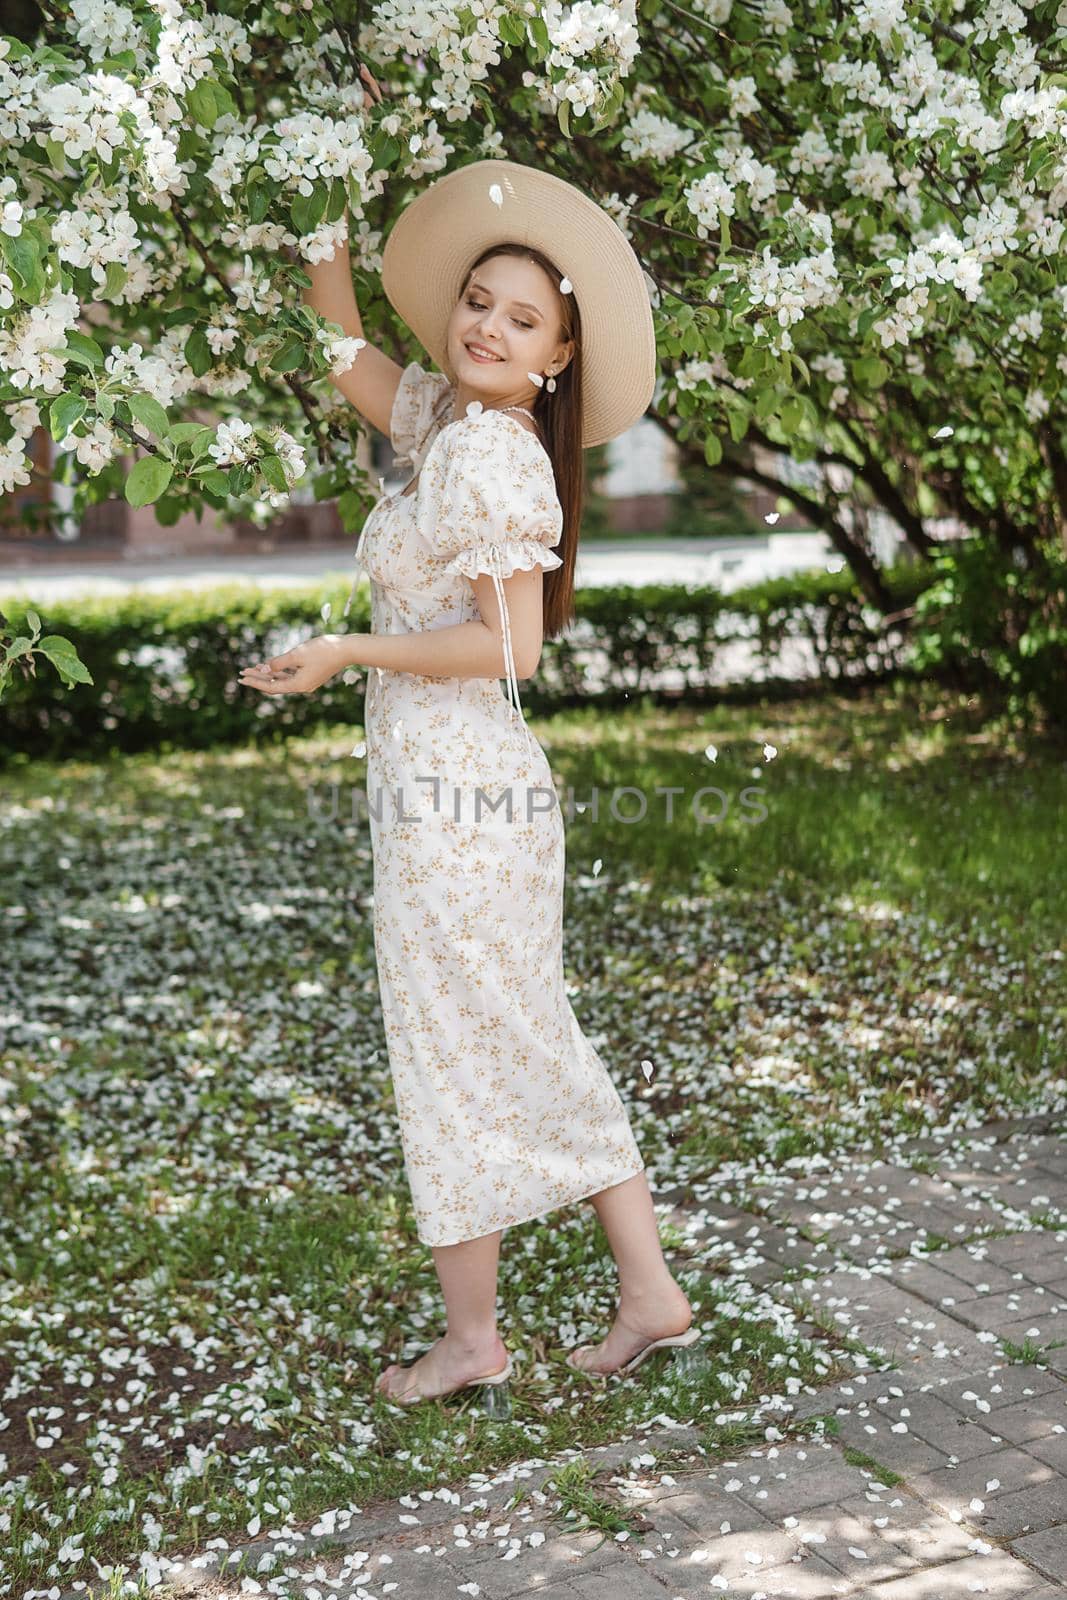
<box><xmin>0</xmin><ymin>561</ymin><xmax>941</xmax><ymax>761</ymax></box>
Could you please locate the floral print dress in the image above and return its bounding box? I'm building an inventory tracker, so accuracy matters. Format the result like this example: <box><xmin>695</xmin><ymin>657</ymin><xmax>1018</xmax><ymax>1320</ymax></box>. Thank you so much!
<box><xmin>344</xmin><ymin>360</ymin><xmax>645</xmax><ymax>1247</ymax></box>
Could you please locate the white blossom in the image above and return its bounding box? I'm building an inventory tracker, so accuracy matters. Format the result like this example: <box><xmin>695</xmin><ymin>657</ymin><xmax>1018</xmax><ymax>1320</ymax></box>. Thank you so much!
<box><xmin>208</xmin><ymin>418</ymin><xmax>257</xmax><ymax>466</ymax></box>
<box><xmin>620</xmin><ymin>110</ymin><xmax>697</xmax><ymax>163</ymax></box>
<box><xmin>61</xmin><ymin>418</ymin><xmax>120</xmax><ymax>474</ymax></box>
<box><xmin>685</xmin><ymin>171</ymin><xmax>737</xmax><ymax>235</ymax></box>
<box><xmin>1023</xmin><ymin>388</ymin><xmax>1048</xmax><ymax>421</ymax></box>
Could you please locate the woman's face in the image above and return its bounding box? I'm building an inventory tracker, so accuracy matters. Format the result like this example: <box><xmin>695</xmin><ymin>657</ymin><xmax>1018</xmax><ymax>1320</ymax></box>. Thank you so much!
<box><xmin>446</xmin><ymin>253</ymin><xmax>573</xmax><ymax>415</ymax></box>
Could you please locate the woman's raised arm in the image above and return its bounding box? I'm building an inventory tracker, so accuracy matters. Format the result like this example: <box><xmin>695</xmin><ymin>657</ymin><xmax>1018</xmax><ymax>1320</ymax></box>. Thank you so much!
<box><xmin>300</xmin><ymin>225</ymin><xmax>405</xmax><ymax>438</ymax></box>
<box><xmin>298</xmin><ymin>65</ymin><xmax>404</xmax><ymax>437</ymax></box>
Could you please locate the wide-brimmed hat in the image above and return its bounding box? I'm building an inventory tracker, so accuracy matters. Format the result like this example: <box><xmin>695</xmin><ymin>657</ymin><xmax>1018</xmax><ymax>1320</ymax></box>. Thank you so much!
<box><xmin>380</xmin><ymin>158</ymin><xmax>658</xmax><ymax>449</ymax></box>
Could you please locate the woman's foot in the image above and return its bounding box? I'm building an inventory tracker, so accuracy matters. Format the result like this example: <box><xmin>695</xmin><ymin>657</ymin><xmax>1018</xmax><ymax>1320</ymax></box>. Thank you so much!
<box><xmin>375</xmin><ymin>1331</ymin><xmax>509</xmax><ymax>1405</ymax></box>
<box><xmin>567</xmin><ymin>1283</ymin><xmax>693</xmax><ymax>1376</ymax></box>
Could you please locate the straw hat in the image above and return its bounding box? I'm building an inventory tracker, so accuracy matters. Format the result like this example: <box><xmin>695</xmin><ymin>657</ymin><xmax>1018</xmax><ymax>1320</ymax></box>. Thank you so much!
<box><xmin>380</xmin><ymin>158</ymin><xmax>658</xmax><ymax>449</ymax></box>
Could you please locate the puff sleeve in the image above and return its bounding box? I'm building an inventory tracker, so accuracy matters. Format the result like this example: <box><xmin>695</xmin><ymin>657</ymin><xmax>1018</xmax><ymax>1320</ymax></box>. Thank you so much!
<box><xmin>416</xmin><ymin>412</ymin><xmax>564</xmax><ymax>720</ymax></box>
<box><xmin>418</xmin><ymin>412</ymin><xmax>564</xmax><ymax>580</ymax></box>
<box><xmin>390</xmin><ymin>360</ymin><xmax>453</xmax><ymax>464</ymax></box>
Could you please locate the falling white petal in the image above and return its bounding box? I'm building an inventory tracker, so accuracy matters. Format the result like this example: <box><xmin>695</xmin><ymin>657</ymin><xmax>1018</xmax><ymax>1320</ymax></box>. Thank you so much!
<box><xmin>559</xmin><ymin>276</ymin><xmax>572</xmax><ymax>293</ymax></box>
<box><xmin>704</xmin><ymin>743</ymin><xmax>717</xmax><ymax>761</ymax></box>
<box><xmin>763</xmin><ymin>742</ymin><xmax>777</xmax><ymax>761</ymax></box>
<box><xmin>320</xmin><ymin>601</ymin><xmax>332</xmax><ymax>623</ymax></box>
<box><xmin>527</xmin><ymin>371</ymin><xmax>545</xmax><ymax>387</ymax></box>
<box><xmin>351</xmin><ymin>741</ymin><xmax>367</xmax><ymax>758</ymax></box>
<box><xmin>765</xmin><ymin>511</ymin><xmax>780</xmax><ymax>524</ymax></box>
<box><xmin>933</xmin><ymin>424</ymin><xmax>954</xmax><ymax>438</ymax></box>
<box><xmin>592</xmin><ymin>858</ymin><xmax>603</xmax><ymax>875</ymax></box>
<box><xmin>488</xmin><ymin>183</ymin><xmax>503</xmax><ymax>206</ymax></box>
<box><xmin>465</xmin><ymin>400</ymin><xmax>484</xmax><ymax>416</ymax></box>
<box><xmin>641</xmin><ymin>1059</ymin><xmax>654</xmax><ymax>1081</ymax></box>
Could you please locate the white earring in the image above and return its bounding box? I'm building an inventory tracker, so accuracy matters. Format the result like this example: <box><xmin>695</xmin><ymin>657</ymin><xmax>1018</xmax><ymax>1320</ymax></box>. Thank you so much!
<box><xmin>545</xmin><ymin>370</ymin><xmax>557</xmax><ymax>393</ymax></box>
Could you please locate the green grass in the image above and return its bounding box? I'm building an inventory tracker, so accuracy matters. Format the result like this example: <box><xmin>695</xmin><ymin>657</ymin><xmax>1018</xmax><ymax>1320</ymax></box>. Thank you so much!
<box><xmin>1</xmin><ymin>677</ymin><xmax>1065</xmax><ymax>1594</ymax></box>
<box><xmin>841</xmin><ymin>1446</ymin><xmax>905</xmax><ymax>1486</ymax></box>
<box><xmin>999</xmin><ymin>1334</ymin><xmax>1067</xmax><ymax>1365</ymax></box>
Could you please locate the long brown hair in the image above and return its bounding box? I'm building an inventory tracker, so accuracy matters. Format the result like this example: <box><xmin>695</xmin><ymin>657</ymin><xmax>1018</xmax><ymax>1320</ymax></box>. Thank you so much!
<box><xmin>461</xmin><ymin>243</ymin><xmax>584</xmax><ymax>640</ymax></box>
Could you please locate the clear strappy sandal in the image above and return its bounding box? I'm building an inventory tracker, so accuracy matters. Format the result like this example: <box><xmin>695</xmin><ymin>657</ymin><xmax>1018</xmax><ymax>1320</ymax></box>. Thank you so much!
<box><xmin>566</xmin><ymin>1325</ymin><xmax>708</xmax><ymax>1380</ymax></box>
<box><xmin>378</xmin><ymin>1348</ymin><xmax>515</xmax><ymax>1417</ymax></box>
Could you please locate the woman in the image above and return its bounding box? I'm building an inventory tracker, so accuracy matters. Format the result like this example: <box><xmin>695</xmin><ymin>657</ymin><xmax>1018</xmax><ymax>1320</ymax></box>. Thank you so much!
<box><xmin>241</xmin><ymin>86</ymin><xmax>699</xmax><ymax>1407</ymax></box>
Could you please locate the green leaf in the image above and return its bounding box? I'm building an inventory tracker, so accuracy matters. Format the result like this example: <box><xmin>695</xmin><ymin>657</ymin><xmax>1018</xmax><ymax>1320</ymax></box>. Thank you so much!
<box><xmin>591</xmin><ymin>79</ymin><xmax>624</xmax><ymax>133</ymax></box>
<box><xmin>45</xmin><ymin>136</ymin><xmax>69</xmax><ymax>172</ymax></box>
<box><xmin>153</xmin><ymin>496</ymin><xmax>183</xmax><ymax>527</ymax></box>
<box><xmin>211</xmin><ymin>79</ymin><xmax>237</xmax><ymax>118</ymax></box>
<box><xmin>37</xmin><ymin>636</ymin><xmax>93</xmax><ymax>685</ymax></box>
<box><xmin>48</xmin><ymin>393</ymin><xmax>87</xmax><ymax>441</ymax></box>
<box><xmin>170</xmin><ymin>425</ymin><xmax>218</xmax><ymax>463</ymax></box>
<box><xmin>103</xmin><ymin>260</ymin><xmax>128</xmax><ymax>299</ymax></box>
<box><xmin>247</xmin><ymin>183</ymin><xmax>270</xmax><ymax>224</ymax></box>
<box><xmin>737</xmin><ymin>346</ymin><xmax>766</xmax><ymax>381</ymax></box>
<box><xmin>99</xmin><ymin>49</ymin><xmax>136</xmax><ymax>72</ymax></box>
<box><xmin>0</xmin><ymin>229</ymin><xmax>42</xmax><ymax>294</ymax></box>
<box><xmin>853</xmin><ymin>355</ymin><xmax>889</xmax><ymax>388</ymax></box>
<box><xmin>269</xmin><ymin>335</ymin><xmax>306</xmax><ymax>374</ymax></box>
<box><xmin>337</xmin><ymin>488</ymin><xmax>365</xmax><ymax>531</ymax></box>
<box><xmin>186</xmin><ymin>77</ymin><xmax>219</xmax><ymax>128</ymax></box>
<box><xmin>124</xmin><ymin>455</ymin><xmax>174</xmax><ymax>508</ymax></box>
<box><xmin>290</xmin><ymin>187</ymin><xmax>328</xmax><ymax>237</ymax></box>
<box><xmin>24</xmin><ymin>609</ymin><xmax>41</xmax><ymax>634</ymax></box>
<box><xmin>62</xmin><ymin>329</ymin><xmax>106</xmax><ymax>370</ymax></box>
<box><xmin>326</xmin><ymin>179</ymin><xmax>347</xmax><ymax>224</ymax></box>
<box><xmin>754</xmin><ymin>385</ymin><xmax>779</xmax><ymax>423</ymax></box>
<box><xmin>703</xmin><ymin>432</ymin><xmax>723</xmax><ymax>467</ymax></box>
<box><xmin>198</xmin><ymin>468</ymin><xmax>231</xmax><ymax>496</ymax></box>
<box><xmin>780</xmin><ymin>397</ymin><xmax>805</xmax><ymax>433</ymax></box>
<box><xmin>558</xmin><ymin>98</ymin><xmax>572</xmax><ymax>138</ymax></box>
<box><xmin>184</xmin><ymin>327</ymin><xmax>214</xmax><ymax>377</ymax></box>
<box><xmin>727</xmin><ymin>406</ymin><xmax>749</xmax><ymax>444</ymax></box>
<box><xmin>127</xmin><ymin>392</ymin><xmax>171</xmax><ymax>440</ymax></box>
<box><xmin>365</xmin><ymin>134</ymin><xmax>400</xmax><ymax>171</ymax></box>
<box><xmin>260</xmin><ymin>453</ymin><xmax>288</xmax><ymax>493</ymax></box>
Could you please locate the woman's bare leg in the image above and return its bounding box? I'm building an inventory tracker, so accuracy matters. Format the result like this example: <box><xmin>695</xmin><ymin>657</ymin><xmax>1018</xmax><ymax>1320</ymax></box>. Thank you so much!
<box><xmin>573</xmin><ymin>1170</ymin><xmax>693</xmax><ymax>1373</ymax></box>
<box><xmin>376</xmin><ymin>1228</ymin><xmax>508</xmax><ymax>1400</ymax></box>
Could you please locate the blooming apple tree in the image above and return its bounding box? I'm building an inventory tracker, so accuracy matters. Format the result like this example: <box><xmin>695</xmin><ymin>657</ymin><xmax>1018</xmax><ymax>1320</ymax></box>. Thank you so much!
<box><xmin>2</xmin><ymin>0</ymin><xmax>1066</xmax><ymax>716</ymax></box>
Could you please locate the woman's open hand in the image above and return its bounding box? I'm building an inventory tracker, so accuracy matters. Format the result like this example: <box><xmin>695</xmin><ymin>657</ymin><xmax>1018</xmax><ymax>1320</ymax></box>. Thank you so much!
<box><xmin>239</xmin><ymin>635</ymin><xmax>355</xmax><ymax>696</ymax></box>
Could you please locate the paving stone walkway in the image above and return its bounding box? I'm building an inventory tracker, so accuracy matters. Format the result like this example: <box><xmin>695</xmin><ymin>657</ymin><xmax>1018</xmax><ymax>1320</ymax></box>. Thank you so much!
<box><xmin>74</xmin><ymin>1114</ymin><xmax>1067</xmax><ymax>1599</ymax></box>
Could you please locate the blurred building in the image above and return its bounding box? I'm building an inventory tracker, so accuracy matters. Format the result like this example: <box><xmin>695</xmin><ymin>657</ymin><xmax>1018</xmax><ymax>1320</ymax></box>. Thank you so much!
<box><xmin>1</xmin><ymin>411</ymin><xmax>931</xmax><ymax>566</ymax></box>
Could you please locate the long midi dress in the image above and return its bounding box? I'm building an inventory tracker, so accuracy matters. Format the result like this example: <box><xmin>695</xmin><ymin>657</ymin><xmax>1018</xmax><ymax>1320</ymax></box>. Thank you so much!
<box><xmin>344</xmin><ymin>359</ymin><xmax>646</xmax><ymax>1247</ymax></box>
